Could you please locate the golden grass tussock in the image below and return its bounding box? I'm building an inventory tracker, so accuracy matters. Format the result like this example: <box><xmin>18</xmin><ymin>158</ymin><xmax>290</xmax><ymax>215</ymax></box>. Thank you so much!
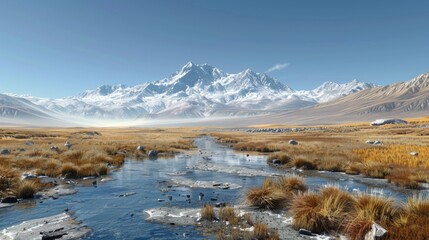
<box><xmin>362</xmin><ymin>162</ymin><xmax>391</xmax><ymax>179</ymax></box>
<box><xmin>405</xmin><ymin>195</ymin><xmax>429</xmax><ymax>217</ymax></box>
<box><xmin>96</xmin><ymin>164</ymin><xmax>108</xmax><ymax>176</ymax></box>
<box><xmin>344</xmin><ymin>218</ymin><xmax>373</xmax><ymax>240</ymax></box>
<box><xmin>253</xmin><ymin>222</ymin><xmax>269</xmax><ymax>240</ymax></box>
<box><xmin>246</xmin><ymin>176</ymin><xmax>305</xmax><ymax>210</ymax></box>
<box><xmin>201</xmin><ymin>204</ymin><xmax>216</xmax><ymax>221</ymax></box>
<box><xmin>246</xmin><ymin>187</ymin><xmax>289</xmax><ymax>210</ymax></box>
<box><xmin>351</xmin><ymin>194</ymin><xmax>402</xmax><ymax>226</ymax></box>
<box><xmin>292</xmin><ymin>187</ymin><xmax>354</xmax><ymax>234</ymax></box>
<box><xmin>275</xmin><ymin>176</ymin><xmax>307</xmax><ymax>194</ymax></box>
<box><xmin>15</xmin><ymin>180</ymin><xmax>37</xmax><ymax>199</ymax></box>
<box><xmin>36</xmin><ymin>160</ymin><xmax>62</xmax><ymax>177</ymax></box>
<box><xmin>291</xmin><ymin>192</ymin><xmax>324</xmax><ymax>233</ymax></box>
<box><xmin>292</xmin><ymin>157</ymin><xmax>316</xmax><ymax>170</ymax></box>
<box><xmin>387</xmin><ymin>169</ymin><xmax>421</xmax><ymax>189</ymax></box>
<box><xmin>77</xmin><ymin>163</ymin><xmax>98</xmax><ymax>177</ymax></box>
<box><xmin>61</xmin><ymin>163</ymin><xmax>79</xmax><ymax>178</ymax></box>
<box><xmin>219</xmin><ymin>207</ymin><xmax>240</xmax><ymax>225</ymax></box>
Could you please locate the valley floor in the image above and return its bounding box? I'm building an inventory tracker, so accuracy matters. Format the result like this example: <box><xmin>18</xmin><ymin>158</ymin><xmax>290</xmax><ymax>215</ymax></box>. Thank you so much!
<box><xmin>0</xmin><ymin>119</ymin><xmax>429</xmax><ymax>239</ymax></box>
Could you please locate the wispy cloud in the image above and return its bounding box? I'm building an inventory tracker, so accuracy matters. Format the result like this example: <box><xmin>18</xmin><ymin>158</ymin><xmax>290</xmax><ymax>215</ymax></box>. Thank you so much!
<box><xmin>265</xmin><ymin>63</ymin><xmax>289</xmax><ymax>73</ymax></box>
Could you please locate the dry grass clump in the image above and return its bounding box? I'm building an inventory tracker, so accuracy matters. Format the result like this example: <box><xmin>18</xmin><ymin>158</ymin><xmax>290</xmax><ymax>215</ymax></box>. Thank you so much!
<box><xmin>292</xmin><ymin>187</ymin><xmax>354</xmax><ymax>234</ymax></box>
<box><xmin>15</xmin><ymin>181</ymin><xmax>37</xmax><ymax>199</ymax></box>
<box><xmin>345</xmin><ymin>194</ymin><xmax>403</xmax><ymax>239</ymax></box>
<box><xmin>362</xmin><ymin>163</ymin><xmax>391</xmax><ymax>179</ymax></box>
<box><xmin>313</xmin><ymin>158</ymin><xmax>346</xmax><ymax>172</ymax></box>
<box><xmin>275</xmin><ymin>176</ymin><xmax>307</xmax><ymax>193</ymax></box>
<box><xmin>36</xmin><ymin>160</ymin><xmax>61</xmax><ymax>177</ymax></box>
<box><xmin>246</xmin><ymin>176</ymin><xmax>306</xmax><ymax>210</ymax></box>
<box><xmin>61</xmin><ymin>163</ymin><xmax>78</xmax><ymax>178</ymax></box>
<box><xmin>234</xmin><ymin>142</ymin><xmax>279</xmax><ymax>153</ymax></box>
<box><xmin>247</xmin><ymin>187</ymin><xmax>288</xmax><ymax>210</ymax></box>
<box><xmin>387</xmin><ymin>170</ymin><xmax>420</xmax><ymax>189</ymax></box>
<box><xmin>201</xmin><ymin>204</ymin><xmax>216</xmax><ymax>221</ymax></box>
<box><xmin>291</xmin><ymin>192</ymin><xmax>324</xmax><ymax>232</ymax></box>
<box><xmin>345</xmin><ymin>163</ymin><xmax>363</xmax><ymax>175</ymax></box>
<box><xmin>77</xmin><ymin>164</ymin><xmax>97</xmax><ymax>177</ymax></box>
<box><xmin>344</xmin><ymin>219</ymin><xmax>373</xmax><ymax>240</ymax></box>
<box><xmin>96</xmin><ymin>164</ymin><xmax>108</xmax><ymax>176</ymax></box>
<box><xmin>290</xmin><ymin>188</ymin><xmax>429</xmax><ymax>239</ymax></box>
<box><xmin>405</xmin><ymin>195</ymin><xmax>429</xmax><ymax>217</ymax></box>
<box><xmin>219</xmin><ymin>207</ymin><xmax>240</xmax><ymax>225</ymax></box>
<box><xmin>352</xmin><ymin>195</ymin><xmax>402</xmax><ymax>226</ymax></box>
<box><xmin>267</xmin><ymin>153</ymin><xmax>291</xmax><ymax>164</ymax></box>
<box><xmin>253</xmin><ymin>222</ymin><xmax>269</xmax><ymax>240</ymax></box>
<box><xmin>385</xmin><ymin>195</ymin><xmax>429</xmax><ymax>240</ymax></box>
<box><xmin>292</xmin><ymin>157</ymin><xmax>316</xmax><ymax>170</ymax></box>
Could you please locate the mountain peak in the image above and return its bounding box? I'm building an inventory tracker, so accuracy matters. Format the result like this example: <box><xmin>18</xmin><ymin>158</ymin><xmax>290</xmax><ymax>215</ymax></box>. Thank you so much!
<box><xmin>182</xmin><ymin>61</ymin><xmax>195</xmax><ymax>70</ymax></box>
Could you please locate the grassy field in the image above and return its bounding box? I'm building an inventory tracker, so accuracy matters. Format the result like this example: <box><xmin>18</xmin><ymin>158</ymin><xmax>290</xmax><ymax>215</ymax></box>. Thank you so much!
<box><xmin>213</xmin><ymin>118</ymin><xmax>429</xmax><ymax>189</ymax></box>
<box><xmin>2</xmin><ymin>119</ymin><xmax>429</xmax><ymax>238</ymax></box>
<box><xmin>0</xmin><ymin>127</ymin><xmax>199</xmax><ymax>198</ymax></box>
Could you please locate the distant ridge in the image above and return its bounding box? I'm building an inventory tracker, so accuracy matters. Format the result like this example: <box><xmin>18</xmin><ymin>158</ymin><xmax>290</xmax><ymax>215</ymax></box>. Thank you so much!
<box><xmin>260</xmin><ymin>72</ymin><xmax>429</xmax><ymax>124</ymax></box>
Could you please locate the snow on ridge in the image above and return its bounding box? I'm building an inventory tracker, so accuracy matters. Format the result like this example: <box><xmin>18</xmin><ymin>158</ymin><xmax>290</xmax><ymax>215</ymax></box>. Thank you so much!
<box><xmin>10</xmin><ymin>63</ymin><xmax>374</xmax><ymax>119</ymax></box>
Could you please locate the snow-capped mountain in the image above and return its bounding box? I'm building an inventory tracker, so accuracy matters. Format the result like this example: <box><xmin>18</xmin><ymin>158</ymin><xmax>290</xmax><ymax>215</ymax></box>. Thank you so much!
<box><xmin>11</xmin><ymin>62</ymin><xmax>375</xmax><ymax>119</ymax></box>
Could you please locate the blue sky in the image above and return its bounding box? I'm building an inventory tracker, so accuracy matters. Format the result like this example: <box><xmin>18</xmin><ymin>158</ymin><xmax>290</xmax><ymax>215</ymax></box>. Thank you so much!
<box><xmin>1</xmin><ymin>0</ymin><xmax>429</xmax><ymax>98</ymax></box>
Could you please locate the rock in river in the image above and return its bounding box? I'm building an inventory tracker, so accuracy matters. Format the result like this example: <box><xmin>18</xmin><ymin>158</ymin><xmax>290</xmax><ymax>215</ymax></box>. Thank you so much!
<box><xmin>148</xmin><ymin>150</ymin><xmax>158</xmax><ymax>158</ymax></box>
<box><xmin>0</xmin><ymin>213</ymin><xmax>90</xmax><ymax>240</ymax></box>
<box><xmin>1</xmin><ymin>196</ymin><xmax>18</xmax><ymax>204</ymax></box>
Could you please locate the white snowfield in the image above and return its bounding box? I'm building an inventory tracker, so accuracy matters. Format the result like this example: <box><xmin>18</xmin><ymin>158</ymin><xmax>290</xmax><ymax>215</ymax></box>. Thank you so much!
<box><xmin>4</xmin><ymin>62</ymin><xmax>374</xmax><ymax>119</ymax></box>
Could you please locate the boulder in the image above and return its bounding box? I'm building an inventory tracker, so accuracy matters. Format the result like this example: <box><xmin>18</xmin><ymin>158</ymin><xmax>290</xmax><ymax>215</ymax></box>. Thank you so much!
<box><xmin>373</xmin><ymin>140</ymin><xmax>382</xmax><ymax>145</ymax></box>
<box><xmin>272</xmin><ymin>159</ymin><xmax>281</xmax><ymax>164</ymax></box>
<box><xmin>136</xmin><ymin>146</ymin><xmax>145</xmax><ymax>151</ymax></box>
<box><xmin>366</xmin><ymin>140</ymin><xmax>375</xmax><ymax>144</ymax></box>
<box><xmin>148</xmin><ymin>150</ymin><xmax>158</xmax><ymax>158</ymax></box>
<box><xmin>365</xmin><ymin>222</ymin><xmax>387</xmax><ymax>240</ymax></box>
<box><xmin>25</xmin><ymin>141</ymin><xmax>34</xmax><ymax>146</ymax></box>
<box><xmin>289</xmin><ymin>140</ymin><xmax>298</xmax><ymax>145</ymax></box>
<box><xmin>50</xmin><ymin>146</ymin><xmax>60</xmax><ymax>152</ymax></box>
<box><xmin>64</xmin><ymin>141</ymin><xmax>73</xmax><ymax>150</ymax></box>
<box><xmin>410</xmin><ymin>152</ymin><xmax>419</xmax><ymax>156</ymax></box>
<box><xmin>1</xmin><ymin>196</ymin><xmax>18</xmax><ymax>203</ymax></box>
<box><xmin>371</xmin><ymin>119</ymin><xmax>407</xmax><ymax>126</ymax></box>
<box><xmin>0</xmin><ymin>149</ymin><xmax>11</xmax><ymax>155</ymax></box>
<box><xmin>21</xmin><ymin>173</ymin><xmax>37</xmax><ymax>180</ymax></box>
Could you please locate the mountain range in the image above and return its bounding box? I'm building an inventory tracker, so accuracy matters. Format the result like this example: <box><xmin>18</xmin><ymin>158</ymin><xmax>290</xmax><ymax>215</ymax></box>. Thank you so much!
<box><xmin>1</xmin><ymin>62</ymin><xmax>428</xmax><ymax>126</ymax></box>
<box><xmin>1</xmin><ymin>62</ymin><xmax>375</xmax><ymax>120</ymax></box>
